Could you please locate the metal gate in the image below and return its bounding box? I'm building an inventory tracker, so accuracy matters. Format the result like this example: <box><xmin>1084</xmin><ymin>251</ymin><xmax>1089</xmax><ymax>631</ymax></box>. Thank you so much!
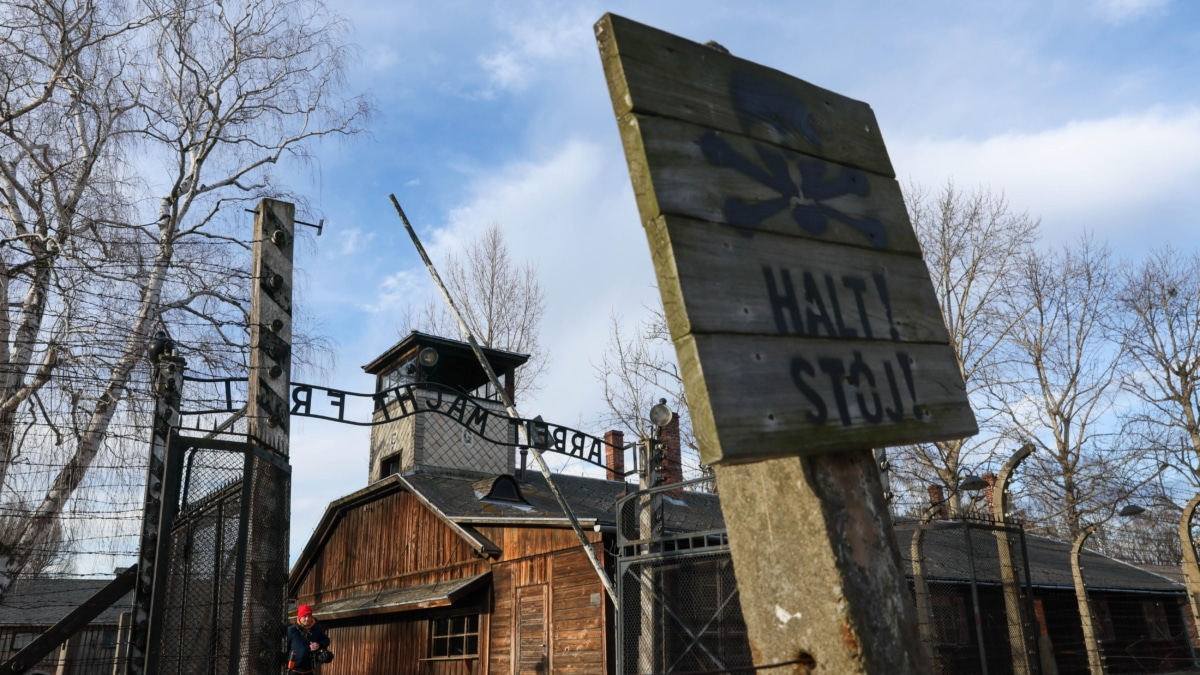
<box><xmin>133</xmin><ymin>415</ymin><xmax>292</xmax><ymax>672</ymax></box>
<box><xmin>615</xmin><ymin>476</ymin><xmax>752</xmax><ymax>675</ymax></box>
<box><xmin>150</xmin><ymin>427</ymin><xmax>290</xmax><ymax>675</ymax></box>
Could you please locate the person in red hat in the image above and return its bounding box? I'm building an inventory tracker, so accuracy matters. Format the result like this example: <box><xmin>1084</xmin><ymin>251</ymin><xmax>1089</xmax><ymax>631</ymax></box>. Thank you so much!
<box><xmin>287</xmin><ymin>605</ymin><xmax>330</xmax><ymax>674</ymax></box>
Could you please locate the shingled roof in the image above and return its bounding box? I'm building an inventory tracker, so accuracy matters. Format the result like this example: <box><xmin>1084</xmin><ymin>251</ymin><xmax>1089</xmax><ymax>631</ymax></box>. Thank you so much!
<box><xmin>895</xmin><ymin>521</ymin><xmax>1184</xmax><ymax>594</ymax></box>
<box><xmin>295</xmin><ymin>465</ymin><xmax>1184</xmax><ymax>602</ymax></box>
<box><xmin>403</xmin><ymin>470</ymin><xmax>725</xmax><ymax>534</ymax></box>
<box><xmin>0</xmin><ymin>576</ymin><xmax>131</xmax><ymax>627</ymax></box>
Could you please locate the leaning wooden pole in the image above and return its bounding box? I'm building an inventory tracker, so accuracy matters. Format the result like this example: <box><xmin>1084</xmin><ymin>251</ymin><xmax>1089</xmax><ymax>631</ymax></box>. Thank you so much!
<box><xmin>597</xmin><ymin>14</ymin><xmax>978</xmax><ymax>672</ymax></box>
<box><xmin>389</xmin><ymin>195</ymin><xmax>618</xmax><ymax>605</ymax></box>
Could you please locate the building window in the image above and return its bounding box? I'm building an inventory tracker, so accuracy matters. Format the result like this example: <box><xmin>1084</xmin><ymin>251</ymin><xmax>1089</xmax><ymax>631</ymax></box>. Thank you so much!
<box><xmin>428</xmin><ymin>614</ymin><xmax>480</xmax><ymax>658</ymax></box>
<box><xmin>381</xmin><ymin>454</ymin><xmax>401</xmax><ymax>477</ymax></box>
<box><xmin>1143</xmin><ymin>600</ymin><xmax>1171</xmax><ymax>641</ymax></box>
<box><xmin>931</xmin><ymin>594</ymin><xmax>968</xmax><ymax>645</ymax></box>
<box><xmin>100</xmin><ymin>629</ymin><xmax>118</xmax><ymax>649</ymax></box>
<box><xmin>10</xmin><ymin>633</ymin><xmax>36</xmax><ymax>651</ymax></box>
<box><xmin>1093</xmin><ymin>600</ymin><xmax>1117</xmax><ymax>642</ymax></box>
<box><xmin>379</xmin><ymin>359</ymin><xmax>416</xmax><ymax>392</ymax></box>
<box><xmin>468</xmin><ymin>379</ymin><xmax>502</xmax><ymax>402</ymax></box>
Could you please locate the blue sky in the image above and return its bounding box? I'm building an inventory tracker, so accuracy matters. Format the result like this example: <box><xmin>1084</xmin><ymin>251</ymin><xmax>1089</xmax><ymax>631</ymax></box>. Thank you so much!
<box><xmin>282</xmin><ymin>0</ymin><xmax>1200</xmax><ymax>562</ymax></box>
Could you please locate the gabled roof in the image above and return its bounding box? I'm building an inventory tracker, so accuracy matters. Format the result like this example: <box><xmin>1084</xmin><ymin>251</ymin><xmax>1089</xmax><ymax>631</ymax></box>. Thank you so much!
<box><xmin>895</xmin><ymin>521</ymin><xmax>1184</xmax><ymax>594</ymax></box>
<box><xmin>404</xmin><ymin>471</ymin><xmax>630</xmax><ymax>525</ymax></box>
<box><xmin>0</xmin><ymin>576</ymin><xmax>131</xmax><ymax>626</ymax></box>
<box><xmin>288</xmin><ymin>474</ymin><xmax>501</xmax><ymax>596</ymax></box>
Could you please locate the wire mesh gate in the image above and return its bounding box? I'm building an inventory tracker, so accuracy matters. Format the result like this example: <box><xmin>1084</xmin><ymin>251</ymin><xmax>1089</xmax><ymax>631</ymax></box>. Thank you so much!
<box><xmin>151</xmin><ymin>427</ymin><xmax>291</xmax><ymax>675</ymax></box>
<box><xmin>615</xmin><ymin>476</ymin><xmax>752</xmax><ymax>675</ymax></box>
<box><xmin>900</xmin><ymin>517</ymin><xmax>1042</xmax><ymax>675</ymax></box>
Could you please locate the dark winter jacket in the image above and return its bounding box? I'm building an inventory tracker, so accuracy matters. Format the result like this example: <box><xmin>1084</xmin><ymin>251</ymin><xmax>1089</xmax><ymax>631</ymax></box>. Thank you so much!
<box><xmin>287</xmin><ymin>621</ymin><xmax>330</xmax><ymax>673</ymax></box>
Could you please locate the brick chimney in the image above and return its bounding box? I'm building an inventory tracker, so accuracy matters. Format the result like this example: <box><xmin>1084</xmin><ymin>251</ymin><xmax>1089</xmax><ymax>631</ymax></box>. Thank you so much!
<box><xmin>927</xmin><ymin>484</ymin><xmax>948</xmax><ymax>520</ymax></box>
<box><xmin>983</xmin><ymin>473</ymin><xmax>997</xmax><ymax>521</ymax></box>
<box><xmin>604</xmin><ymin>430</ymin><xmax>625</xmax><ymax>482</ymax></box>
<box><xmin>658</xmin><ymin>413</ymin><xmax>683</xmax><ymax>486</ymax></box>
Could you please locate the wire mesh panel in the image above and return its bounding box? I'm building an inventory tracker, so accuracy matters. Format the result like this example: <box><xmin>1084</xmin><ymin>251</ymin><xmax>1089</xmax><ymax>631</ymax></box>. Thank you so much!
<box><xmin>616</xmin><ymin>476</ymin><xmax>751</xmax><ymax>675</ymax></box>
<box><xmin>152</xmin><ymin>430</ymin><xmax>290</xmax><ymax>675</ymax></box>
<box><xmin>158</xmin><ymin>445</ymin><xmax>245</xmax><ymax>675</ymax></box>
<box><xmin>417</xmin><ymin>397</ymin><xmax>514</xmax><ymax>475</ymax></box>
<box><xmin>899</xmin><ymin>518</ymin><xmax>1041</xmax><ymax>675</ymax></box>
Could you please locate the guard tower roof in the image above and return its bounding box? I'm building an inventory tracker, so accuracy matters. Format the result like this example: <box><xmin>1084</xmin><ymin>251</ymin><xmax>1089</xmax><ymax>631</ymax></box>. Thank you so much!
<box><xmin>362</xmin><ymin>331</ymin><xmax>529</xmax><ymax>393</ymax></box>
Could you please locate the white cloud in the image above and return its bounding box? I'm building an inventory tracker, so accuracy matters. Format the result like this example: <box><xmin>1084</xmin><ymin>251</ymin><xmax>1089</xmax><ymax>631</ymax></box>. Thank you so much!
<box><xmin>336</xmin><ymin>227</ymin><xmax>373</xmax><ymax>256</ymax></box>
<box><xmin>363</xmin><ymin>44</ymin><xmax>399</xmax><ymax>72</ymax></box>
<box><xmin>361</xmin><ymin>269</ymin><xmax>426</xmax><ymax>314</ymax></box>
<box><xmin>1093</xmin><ymin>0</ymin><xmax>1171</xmax><ymax>23</ymax></box>
<box><xmin>890</xmin><ymin>107</ymin><xmax>1200</xmax><ymax>248</ymax></box>
<box><xmin>478</xmin><ymin>6</ymin><xmax>596</xmax><ymax>95</ymax></box>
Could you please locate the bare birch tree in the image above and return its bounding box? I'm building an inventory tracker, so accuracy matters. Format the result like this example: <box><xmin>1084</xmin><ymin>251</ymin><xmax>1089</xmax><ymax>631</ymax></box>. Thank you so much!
<box><xmin>895</xmin><ymin>182</ymin><xmax>1039</xmax><ymax>513</ymax></box>
<box><xmin>0</xmin><ymin>0</ymin><xmax>366</xmax><ymax>598</ymax></box>
<box><xmin>1116</xmin><ymin>247</ymin><xmax>1200</xmax><ymax>487</ymax></box>
<box><xmin>409</xmin><ymin>222</ymin><xmax>549</xmax><ymax>398</ymax></box>
<box><xmin>995</xmin><ymin>236</ymin><xmax>1147</xmax><ymax>539</ymax></box>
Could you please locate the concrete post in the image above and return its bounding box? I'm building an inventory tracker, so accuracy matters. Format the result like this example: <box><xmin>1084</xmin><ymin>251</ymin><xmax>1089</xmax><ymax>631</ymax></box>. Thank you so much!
<box><xmin>1071</xmin><ymin>524</ymin><xmax>1104</xmax><ymax>675</ymax></box>
<box><xmin>1178</xmin><ymin>494</ymin><xmax>1200</xmax><ymax>660</ymax></box>
<box><xmin>714</xmin><ymin>450</ymin><xmax>930</xmax><ymax>674</ymax></box>
<box><xmin>910</xmin><ymin>514</ymin><xmax>939</xmax><ymax>669</ymax></box>
<box><xmin>994</xmin><ymin>444</ymin><xmax>1037</xmax><ymax>675</ymax></box>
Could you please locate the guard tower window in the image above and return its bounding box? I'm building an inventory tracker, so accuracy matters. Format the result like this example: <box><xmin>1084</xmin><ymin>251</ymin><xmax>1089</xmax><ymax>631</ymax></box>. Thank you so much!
<box><xmin>379</xmin><ymin>358</ymin><xmax>417</xmax><ymax>392</ymax></box>
<box><xmin>468</xmin><ymin>378</ymin><xmax>501</xmax><ymax>402</ymax></box>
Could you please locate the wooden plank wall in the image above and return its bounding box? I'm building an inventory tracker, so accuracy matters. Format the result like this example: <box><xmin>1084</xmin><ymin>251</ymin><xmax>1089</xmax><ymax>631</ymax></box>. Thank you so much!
<box><xmin>296</xmin><ymin>490</ymin><xmax>483</xmax><ymax>603</ymax></box>
<box><xmin>296</xmin><ymin>491</ymin><xmax>613</xmax><ymax>674</ymax></box>
<box><xmin>477</xmin><ymin>526</ymin><xmax>610</xmax><ymax>675</ymax></box>
<box><xmin>315</xmin><ymin>619</ymin><xmax>429</xmax><ymax>675</ymax></box>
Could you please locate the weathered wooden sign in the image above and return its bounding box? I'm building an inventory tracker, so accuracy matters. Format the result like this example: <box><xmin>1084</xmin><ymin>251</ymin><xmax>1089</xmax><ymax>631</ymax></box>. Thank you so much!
<box><xmin>597</xmin><ymin>14</ymin><xmax>976</xmax><ymax>465</ymax></box>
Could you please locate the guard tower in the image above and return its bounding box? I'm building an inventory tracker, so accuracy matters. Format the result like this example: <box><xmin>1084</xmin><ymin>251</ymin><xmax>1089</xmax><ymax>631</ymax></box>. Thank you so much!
<box><xmin>362</xmin><ymin>331</ymin><xmax>529</xmax><ymax>482</ymax></box>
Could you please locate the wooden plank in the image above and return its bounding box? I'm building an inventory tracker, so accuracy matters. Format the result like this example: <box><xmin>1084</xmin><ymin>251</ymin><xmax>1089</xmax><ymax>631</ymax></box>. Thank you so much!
<box><xmin>551</xmin><ymin>606</ymin><xmax>602</xmax><ymax>622</ymax></box>
<box><xmin>648</xmin><ymin>214</ymin><xmax>947</xmax><ymax>342</ymax></box>
<box><xmin>516</xmin><ymin>584</ymin><xmax>548</xmax><ymax>675</ymax></box>
<box><xmin>676</xmin><ymin>333</ymin><xmax>976</xmax><ymax>464</ymax></box>
<box><xmin>596</xmin><ymin>13</ymin><xmax>893</xmax><ymax>177</ymax></box>
<box><xmin>619</xmin><ymin>114</ymin><xmax>918</xmax><ymax>252</ymax></box>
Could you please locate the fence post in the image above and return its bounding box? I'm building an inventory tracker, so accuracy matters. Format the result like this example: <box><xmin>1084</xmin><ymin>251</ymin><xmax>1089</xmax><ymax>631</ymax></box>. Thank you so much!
<box><xmin>126</xmin><ymin>343</ymin><xmax>185</xmax><ymax>675</ymax></box>
<box><xmin>995</xmin><ymin>446</ymin><xmax>1037</xmax><ymax>675</ymax></box>
<box><xmin>240</xmin><ymin>199</ymin><xmax>294</xmax><ymax>673</ymax></box>
<box><xmin>911</xmin><ymin>518</ymin><xmax>939</xmax><ymax>668</ymax></box>
<box><xmin>1072</xmin><ymin>525</ymin><xmax>1104</xmax><ymax>675</ymax></box>
<box><xmin>637</xmin><ymin>437</ymin><xmax>661</xmax><ymax>675</ymax></box>
<box><xmin>1179</xmin><ymin>493</ymin><xmax>1200</xmax><ymax>662</ymax></box>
